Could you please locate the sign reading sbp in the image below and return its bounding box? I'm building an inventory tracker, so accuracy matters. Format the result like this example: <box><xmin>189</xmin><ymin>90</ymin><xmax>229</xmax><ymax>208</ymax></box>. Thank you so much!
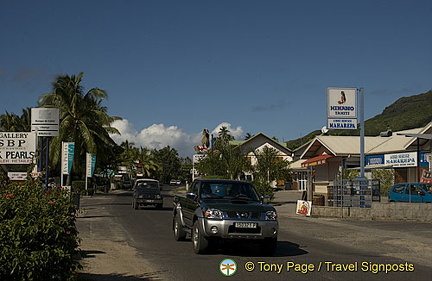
<box><xmin>31</xmin><ymin>108</ymin><xmax>60</xmax><ymax>136</ymax></box>
<box><xmin>0</xmin><ymin>132</ymin><xmax>36</xmax><ymax>164</ymax></box>
<box><xmin>327</xmin><ymin>87</ymin><xmax>358</xmax><ymax>129</ymax></box>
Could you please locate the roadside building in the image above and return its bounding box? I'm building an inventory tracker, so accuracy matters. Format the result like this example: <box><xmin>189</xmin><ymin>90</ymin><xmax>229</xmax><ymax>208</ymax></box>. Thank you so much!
<box><xmin>230</xmin><ymin>133</ymin><xmax>293</xmax><ymax>185</ymax></box>
<box><xmin>290</xmin><ymin>122</ymin><xmax>432</xmax><ymax>201</ymax></box>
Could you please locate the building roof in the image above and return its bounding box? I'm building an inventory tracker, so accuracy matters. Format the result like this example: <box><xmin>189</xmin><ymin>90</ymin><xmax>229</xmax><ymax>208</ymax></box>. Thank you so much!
<box><xmin>300</xmin><ymin>121</ymin><xmax>432</xmax><ymax>159</ymax></box>
<box><xmin>301</xmin><ymin>136</ymin><xmax>383</xmax><ymax>158</ymax></box>
<box><xmin>230</xmin><ymin>133</ymin><xmax>292</xmax><ymax>155</ymax></box>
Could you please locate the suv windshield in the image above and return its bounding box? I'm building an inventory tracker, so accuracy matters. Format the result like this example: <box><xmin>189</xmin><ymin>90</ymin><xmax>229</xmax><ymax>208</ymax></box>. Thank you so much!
<box><xmin>199</xmin><ymin>182</ymin><xmax>260</xmax><ymax>201</ymax></box>
<box><xmin>136</xmin><ymin>181</ymin><xmax>159</xmax><ymax>192</ymax></box>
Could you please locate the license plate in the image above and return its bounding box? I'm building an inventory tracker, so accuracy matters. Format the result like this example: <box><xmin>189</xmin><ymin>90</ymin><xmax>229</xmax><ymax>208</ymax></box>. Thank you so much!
<box><xmin>235</xmin><ymin>222</ymin><xmax>257</xmax><ymax>229</ymax></box>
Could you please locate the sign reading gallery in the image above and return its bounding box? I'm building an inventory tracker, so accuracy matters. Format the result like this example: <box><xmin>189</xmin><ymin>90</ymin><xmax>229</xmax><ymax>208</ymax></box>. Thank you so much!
<box><xmin>0</xmin><ymin>132</ymin><xmax>36</xmax><ymax>164</ymax></box>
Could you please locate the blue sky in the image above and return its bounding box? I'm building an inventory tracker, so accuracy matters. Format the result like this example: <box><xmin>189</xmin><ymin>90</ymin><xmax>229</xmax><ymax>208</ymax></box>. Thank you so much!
<box><xmin>1</xmin><ymin>0</ymin><xmax>431</xmax><ymax>157</ymax></box>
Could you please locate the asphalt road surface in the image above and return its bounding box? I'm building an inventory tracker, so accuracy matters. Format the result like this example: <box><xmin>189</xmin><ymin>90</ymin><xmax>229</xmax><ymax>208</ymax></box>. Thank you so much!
<box><xmin>78</xmin><ymin>188</ymin><xmax>432</xmax><ymax>281</ymax></box>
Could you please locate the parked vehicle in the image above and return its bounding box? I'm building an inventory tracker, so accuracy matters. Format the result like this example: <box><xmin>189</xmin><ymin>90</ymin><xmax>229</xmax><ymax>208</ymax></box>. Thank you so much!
<box><xmin>122</xmin><ymin>180</ymin><xmax>132</xmax><ymax>190</ymax></box>
<box><xmin>172</xmin><ymin>179</ymin><xmax>278</xmax><ymax>255</ymax></box>
<box><xmin>170</xmin><ymin>179</ymin><xmax>181</xmax><ymax>185</ymax></box>
<box><xmin>388</xmin><ymin>182</ymin><xmax>432</xmax><ymax>203</ymax></box>
<box><xmin>132</xmin><ymin>179</ymin><xmax>163</xmax><ymax>209</ymax></box>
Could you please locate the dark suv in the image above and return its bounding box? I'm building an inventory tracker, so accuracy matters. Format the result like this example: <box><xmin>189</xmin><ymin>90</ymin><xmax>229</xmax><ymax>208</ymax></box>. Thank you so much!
<box><xmin>173</xmin><ymin>179</ymin><xmax>278</xmax><ymax>255</ymax></box>
<box><xmin>132</xmin><ymin>179</ymin><xmax>163</xmax><ymax>209</ymax></box>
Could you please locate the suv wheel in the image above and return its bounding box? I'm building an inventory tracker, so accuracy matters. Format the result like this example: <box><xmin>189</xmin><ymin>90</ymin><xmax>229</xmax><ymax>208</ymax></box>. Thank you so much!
<box><xmin>133</xmin><ymin>199</ymin><xmax>138</xmax><ymax>210</ymax></box>
<box><xmin>192</xmin><ymin>220</ymin><xmax>209</xmax><ymax>254</ymax></box>
<box><xmin>173</xmin><ymin>214</ymin><xmax>187</xmax><ymax>241</ymax></box>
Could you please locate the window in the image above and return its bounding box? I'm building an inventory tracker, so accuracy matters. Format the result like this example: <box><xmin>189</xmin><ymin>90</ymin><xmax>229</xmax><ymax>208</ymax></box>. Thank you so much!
<box><xmin>420</xmin><ymin>184</ymin><xmax>432</xmax><ymax>194</ymax></box>
<box><xmin>392</xmin><ymin>184</ymin><xmax>405</xmax><ymax>194</ymax></box>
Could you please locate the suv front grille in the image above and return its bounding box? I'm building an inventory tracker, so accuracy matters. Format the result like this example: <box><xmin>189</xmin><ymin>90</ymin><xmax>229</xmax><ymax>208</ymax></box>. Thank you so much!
<box><xmin>225</xmin><ymin>211</ymin><xmax>261</xmax><ymax>219</ymax></box>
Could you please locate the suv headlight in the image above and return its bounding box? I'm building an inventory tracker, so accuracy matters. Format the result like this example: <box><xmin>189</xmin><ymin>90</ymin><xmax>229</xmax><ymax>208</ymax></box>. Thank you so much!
<box><xmin>265</xmin><ymin>210</ymin><xmax>278</xmax><ymax>220</ymax></box>
<box><xmin>204</xmin><ymin>208</ymin><xmax>224</xmax><ymax>219</ymax></box>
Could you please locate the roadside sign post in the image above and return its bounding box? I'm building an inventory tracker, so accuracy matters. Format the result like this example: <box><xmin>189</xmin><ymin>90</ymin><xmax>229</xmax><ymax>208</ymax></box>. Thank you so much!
<box><xmin>61</xmin><ymin>142</ymin><xmax>75</xmax><ymax>189</ymax></box>
<box><xmin>359</xmin><ymin>88</ymin><xmax>365</xmax><ymax>179</ymax></box>
<box><xmin>327</xmin><ymin>87</ymin><xmax>366</xmax><ymax>209</ymax></box>
<box><xmin>31</xmin><ymin>108</ymin><xmax>59</xmax><ymax>189</ymax></box>
<box><xmin>85</xmin><ymin>153</ymin><xmax>96</xmax><ymax>193</ymax></box>
<box><xmin>0</xmin><ymin>132</ymin><xmax>36</xmax><ymax>165</ymax></box>
<box><xmin>327</xmin><ymin>87</ymin><xmax>365</xmax><ymax>178</ymax></box>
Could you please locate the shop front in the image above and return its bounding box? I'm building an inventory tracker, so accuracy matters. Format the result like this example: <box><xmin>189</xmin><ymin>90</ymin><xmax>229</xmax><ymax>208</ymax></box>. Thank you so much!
<box><xmin>366</xmin><ymin>151</ymin><xmax>430</xmax><ymax>183</ymax></box>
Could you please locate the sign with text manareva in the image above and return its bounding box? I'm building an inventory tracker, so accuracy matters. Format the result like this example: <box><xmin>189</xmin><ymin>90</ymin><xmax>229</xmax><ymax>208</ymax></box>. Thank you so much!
<box><xmin>327</xmin><ymin>87</ymin><xmax>358</xmax><ymax>129</ymax></box>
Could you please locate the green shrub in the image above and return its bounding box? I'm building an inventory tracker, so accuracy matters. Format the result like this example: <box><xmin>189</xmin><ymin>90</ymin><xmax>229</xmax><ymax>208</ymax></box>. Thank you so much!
<box><xmin>72</xmin><ymin>181</ymin><xmax>86</xmax><ymax>195</ymax></box>
<box><xmin>0</xmin><ymin>178</ymin><xmax>81</xmax><ymax>280</ymax></box>
<box><xmin>86</xmin><ymin>188</ymin><xmax>94</xmax><ymax>196</ymax></box>
<box><xmin>372</xmin><ymin>168</ymin><xmax>394</xmax><ymax>197</ymax></box>
<box><xmin>252</xmin><ymin>179</ymin><xmax>275</xmax><ymax>200</ymax></box>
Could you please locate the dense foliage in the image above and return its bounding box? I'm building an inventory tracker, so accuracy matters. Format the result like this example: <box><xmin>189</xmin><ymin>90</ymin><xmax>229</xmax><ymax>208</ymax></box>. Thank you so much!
<box><xmin>0</xmin><ymin>176</ymin><xmax>81</xmax><ymax>280</ymax></box>
<box><xmin>195</xmin><ymin>127</ymin><xmax>252</xmax><ymax>180</ymax></box>
<box><xmin>38</xmin><ymin>72</ymin><xmax>121</xmax><ymax>180</ymax></box>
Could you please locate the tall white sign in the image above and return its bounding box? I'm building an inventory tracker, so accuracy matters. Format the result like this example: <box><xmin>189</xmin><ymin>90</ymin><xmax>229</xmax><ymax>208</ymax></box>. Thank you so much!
<box><xmin>327</xmin><ymin>87</ymin><xmax>358</xmax><ymax>129</ymax></box>
<box><xmin>86</xmin><ymin>153</ymin><xmax>96</xmax><ymax>178</ymax></box>
<box><xmin>61</xmin><ymin>142</ymin><xmax>75</xmax><ymax>175</ymax></box>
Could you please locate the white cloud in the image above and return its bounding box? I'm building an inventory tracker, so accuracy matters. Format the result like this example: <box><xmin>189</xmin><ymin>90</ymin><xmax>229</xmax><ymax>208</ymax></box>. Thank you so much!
<box><xmin>110</xmin><ymin>119</ymin><xmax>138</xmax><ymax>141</ymax></box>
<box><xmin>110</xmin><ymin>120</ymin><xmax>243</xmax><ymax>158</ymax></box>
<box><xmin>210</xmin><ymin>122</ymin><xmax>244</xmax><ymax>140</ymax></box>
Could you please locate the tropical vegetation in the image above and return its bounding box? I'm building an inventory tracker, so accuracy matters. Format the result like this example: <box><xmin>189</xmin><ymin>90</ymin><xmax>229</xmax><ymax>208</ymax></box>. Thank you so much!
<box><xmin>38</xmin><ymin>72</ymin><xmax>121</xmax><ymax>182</ymax></box>
<box><xmin>0</xmin><ymin>108</ymin><xmax>31</xmax><ymax>132</ymax></box>
<box><xmin>195</xmin><ymin>127</ymin><xmax>291</xmax><ymax>197</ymax></box>
<box><xmin>0</xmin><ymin>174</ymin><xmax>81</xmax><ymax>280</ymax></box>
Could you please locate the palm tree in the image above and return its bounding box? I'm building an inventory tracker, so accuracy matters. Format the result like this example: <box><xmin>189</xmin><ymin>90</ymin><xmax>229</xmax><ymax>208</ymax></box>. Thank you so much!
<box><xmin>38</xmin><ymin>72</ymin><xmax>121</xmax><ymax>179</ymax></box>
<box><xmin>244</xmin><ymin>133</ymin><xmax>254</xmax><ymax>140</ymax></box>
<box><xmin>218</xmin><ymin>126</ymin><xmax>234</xmax><ymax>142</ymax></box>
<box><xmin>0</xmin><ymin>112</ymin><xmax>20</xmax><ymax>131</ymax></box>
<box><xmin>136</xmin><ymin>147</ymin><xmax>161</xmax><ymax>178</ymax></box>
<box><xmin>0</xmin><ymin>108</ymin><xmax>31</xmax><ymax>132</ymax></box>
<box><xmin>152</xmin><ymin>146</ymin><xmax>180</xmax><ymax>183</ymax></box>
<box><xmin>197</xmin><ymin>129</ymin><xmax>250</xmax><ymax>179</ymax></box>
<box><xmin>119</xmin><ymin>140</ymin><xmax>138</xmax><ymax>167</ymax></box>
<box><xmin>18</xmin><ymin>108</ymin><xmax>32</xmax><ymax>132</ymax></box>
<box><xmin>252</xmin><ymin>146</ymin><xmax>291</xmax><ymax>196</ymax></box>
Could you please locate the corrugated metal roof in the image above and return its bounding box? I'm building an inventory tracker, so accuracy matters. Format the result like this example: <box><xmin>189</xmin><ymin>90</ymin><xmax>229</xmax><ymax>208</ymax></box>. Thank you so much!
<box><xmin>301</xmin><ymin>136</ymin><xmax>384</xmax><ymax>158</ymax></box>
<box><xmin>231</xmin><ymin>132</ymin><xmax>292</xmax><ymax>154</ymax></box>
<box><xmin>368</xmin><ymin>126</ymin><xmax>428</xmax><ymax>154</ymax></box>
<box><xmin>300</xmin><ymin>122</ymin><xmax>432</xmax><ymax>158</ymax></box>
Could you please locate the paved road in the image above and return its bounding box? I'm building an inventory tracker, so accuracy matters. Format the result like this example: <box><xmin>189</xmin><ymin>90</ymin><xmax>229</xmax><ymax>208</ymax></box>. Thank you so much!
<box><xmin>77</xmin><ymin>188</ymin><xmax>432</xmax><ymax>281</ymax></box>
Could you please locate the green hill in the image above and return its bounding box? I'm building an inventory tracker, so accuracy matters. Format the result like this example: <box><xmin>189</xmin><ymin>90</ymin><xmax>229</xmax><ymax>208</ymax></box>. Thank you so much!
<box><xmin>286</xmin><ymin>89</ymin><xmax>432</xmax><ymax>150</ymax></box>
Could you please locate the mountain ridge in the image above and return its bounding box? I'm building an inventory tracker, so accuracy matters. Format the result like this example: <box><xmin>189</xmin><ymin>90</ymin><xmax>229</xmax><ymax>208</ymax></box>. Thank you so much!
<box><xmin>285</xmin><ymin>89</ymin><xmax>432</xmax><ymax>150</ymax></box>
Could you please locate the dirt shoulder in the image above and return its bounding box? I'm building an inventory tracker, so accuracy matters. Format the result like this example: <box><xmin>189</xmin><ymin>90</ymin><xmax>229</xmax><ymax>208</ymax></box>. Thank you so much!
<box><xmin>76</xmin><ymin>195</ymin><xmax>163</xmax><ymax>281</ymax></box>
